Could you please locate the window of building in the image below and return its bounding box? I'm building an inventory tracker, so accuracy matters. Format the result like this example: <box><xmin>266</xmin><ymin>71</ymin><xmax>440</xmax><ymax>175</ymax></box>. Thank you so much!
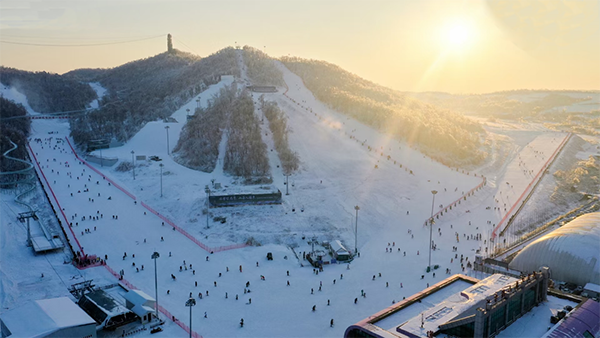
<box><xmin>583</xmin><ymin>330</ymin><xmax>594</xmax><ymax>338</ymax></box>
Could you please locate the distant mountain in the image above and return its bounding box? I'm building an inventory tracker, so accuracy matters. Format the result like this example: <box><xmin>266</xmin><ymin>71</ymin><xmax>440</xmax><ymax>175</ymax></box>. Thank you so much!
<box><xmin>280</xmin><ymin>57</ymin><xmax>486</xmax><ymax>166</ymax></box>
<box><xmin>66</xmin><ymin>48</ymin><xmax>239</xmax><ymax>146</ymax></box>
<box><xmin>409</xmin><ymin>91</ymin><xmax>594</xmax><ymax>118</ymax></box>
<box><xmin>0</xmin><ymin>67</ymin><xmax>97</xmax><ymax>113</ymax></box>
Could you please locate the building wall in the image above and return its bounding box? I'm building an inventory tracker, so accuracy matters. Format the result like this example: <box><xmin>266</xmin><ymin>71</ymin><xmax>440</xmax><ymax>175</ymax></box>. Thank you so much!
<box><xmin>46</xmin><ymin>323</ymin><xmax>96</xmax><ymax>338</ymax></box>
<box><xmin>0</xmin><ymin>320</ymin><xmax>11</xmax><ymax>338</ymax></box>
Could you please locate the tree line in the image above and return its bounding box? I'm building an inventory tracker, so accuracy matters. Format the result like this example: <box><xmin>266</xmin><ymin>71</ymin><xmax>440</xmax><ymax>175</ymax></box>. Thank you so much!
<box><xmin>174</xmin><ymin>86</ymin><xmax>234</xmax><ymax>172</ymax></box>
<box><xmin>259</xmin><ymin>97</ymin><xmax>299</xmax><ymax>174</ymax></box>
<box><xmin>280</xmin><ymin>57</ymin><xmax>486</xmax><ymax>166</ymax></box>
<box><xmin>175</xmin><ymin>86</ymin><xmax>270</xmax><ymax>181</ymax></box>
<box><xmin>0</xmin><ymin>98</ymin><xmax>31</xmax><ymax>172</ymax></box>
<box><xmin>67</xmin><ymin>48</ymin><xmax>239</xmax><ymax>148</ymax></box>
<box><xmin>242</xmin><ymin>46</ymin><xmax>284</xmax><ymax>87</ymax></box>
<box><xmin>0</xmin><ymin>67</ymin><xmax>97</xmax><ymax>113</ymax></box>
<box><xmin>223</xmin><ymin>91</ymin><xmax>270</xmax><ymax>179</ymax></box>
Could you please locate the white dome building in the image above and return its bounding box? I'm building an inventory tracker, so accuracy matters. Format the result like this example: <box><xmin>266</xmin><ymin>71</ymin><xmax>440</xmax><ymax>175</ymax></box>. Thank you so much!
<box><xmin>509</xmin><ymin>212</ymin><xmax>600</xmax><ymax>286</ymax></box>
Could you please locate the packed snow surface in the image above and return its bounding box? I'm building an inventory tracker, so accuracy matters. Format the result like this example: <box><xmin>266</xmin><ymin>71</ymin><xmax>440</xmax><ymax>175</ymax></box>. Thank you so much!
<box><xmin>2</xmin><ymin>64</ymin><xmax>578</xmax><ymax>338</ymax></box>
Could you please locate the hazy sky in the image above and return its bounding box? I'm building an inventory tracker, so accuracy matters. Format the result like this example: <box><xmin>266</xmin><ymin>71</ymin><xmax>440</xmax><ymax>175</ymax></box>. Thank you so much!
<box><xmin>1</xmin><ymin>0</ymin><xmax>598</xmax><ymax>93</ymax></box>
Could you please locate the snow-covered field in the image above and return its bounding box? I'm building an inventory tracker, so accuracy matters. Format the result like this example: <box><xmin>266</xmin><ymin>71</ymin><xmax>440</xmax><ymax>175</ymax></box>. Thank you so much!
<box><xmin>0</xmin><ymin>64</ymin><xmax>585</xmax><ymax>338</ymax></box>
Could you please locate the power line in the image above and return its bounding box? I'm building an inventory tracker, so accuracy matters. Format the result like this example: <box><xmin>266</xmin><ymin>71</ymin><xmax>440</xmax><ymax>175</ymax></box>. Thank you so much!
<box><xmin>173</xmin><ymin>36</ymin><xmax>198</xmax><ymax>55</ymax></box>
<box><xmin>0</xmin><ymin>34</ymin><xmax>164</xmax><ymax>47</ymax></box>
<box><xmin>0</xmin><ymin>34</ymin><xmax>163</xmax><ymax>41</ymax></box>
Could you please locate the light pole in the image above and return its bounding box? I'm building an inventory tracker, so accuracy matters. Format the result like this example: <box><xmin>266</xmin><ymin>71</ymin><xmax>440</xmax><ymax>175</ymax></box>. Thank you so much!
<box><xmin>428</xmin><ymin>190</ymin><xmax>438</xmax><ymax>270</ymax></box>
<box><xmin>159</xmin><ymin>163</ymin><xmax>164</xmax><ymax>197</ymax></box>
<box><xmin>185</xmin><ymin>298</ymin><xmax>196</xmax><ymax>338</ymax></box>
<box><xmin>151</xmin><ymin>252</ymin><xmax>160</xmax><ymax>321</ymax></box>
<box><xmin>354</xmin><ymin>205</ymin><xmax>360</xmax><ymax>256</ymax></box>
<box><xmin>131</xmin><ymin>150</ymin><xmax>135</xmax><ymax>180</ymax></box>
<box><xmin>165</xmin><ymin>126</ymin><xmax>170</xmax><ymax>155</ymax></box>
<box><xmin>284</xmin><ymin>174</ymin><xmax>290</xmax><ymax>195</ymax></box>
<box><xmin>205</xmin><ymin>187</ymin><xmax>210</xmax><ymax>229</ymax></box>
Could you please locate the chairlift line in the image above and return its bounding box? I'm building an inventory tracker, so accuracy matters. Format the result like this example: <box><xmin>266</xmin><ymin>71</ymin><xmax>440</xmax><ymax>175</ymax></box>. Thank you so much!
<box><xmin>0</xmin><ymin>99</ymin><xmax>123</xmax><ymax>120</ymax></box>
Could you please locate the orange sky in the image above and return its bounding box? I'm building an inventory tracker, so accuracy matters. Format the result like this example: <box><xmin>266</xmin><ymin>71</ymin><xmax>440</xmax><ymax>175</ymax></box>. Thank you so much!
<box><xmin>1</xmin><ymin>0</ymin><xmax>598</xmax><ymax>94</ymax></box>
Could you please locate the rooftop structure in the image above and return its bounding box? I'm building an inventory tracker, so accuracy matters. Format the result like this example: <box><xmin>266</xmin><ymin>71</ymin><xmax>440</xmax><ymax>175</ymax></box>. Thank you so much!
<box><xmin>330</xmin><ymin>240</ymin><xmax>351</xmax><ymax>261</ymax></box>
<box><xmin>346</xmin><ymin>270</ymin><xmax>551</xmax><ymax>338</ymax></box>
<box><xmin>0</xmin><ymin>297</ymin><xmax>96</xmax><ymax>338</ymax></box>
<box><xmin>123</xmin><ymin>290</ymin><xmax>156</xmax><ymax>324</ymax></box>
<box><xmin>542</xmin><ymin>299</ymin><xmax>600</xmax><ymax>338</ymax></box>
<box><xmin>78</xmin><ymin>287</ymin><xmax>137</xmax><ymax>331</ymax></box>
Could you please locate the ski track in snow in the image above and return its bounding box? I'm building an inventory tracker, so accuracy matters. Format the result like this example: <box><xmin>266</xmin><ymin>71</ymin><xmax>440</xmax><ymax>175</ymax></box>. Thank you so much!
<box><xmin>88</xmin><ymin>82</ymin><xmax>108</xmax><ymax>109</ymax></box>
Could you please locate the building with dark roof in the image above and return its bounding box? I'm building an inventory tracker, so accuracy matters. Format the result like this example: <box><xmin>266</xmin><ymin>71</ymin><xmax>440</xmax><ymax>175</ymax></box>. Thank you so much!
<box><xmin>542</xmin><ymin>299</ymin><xmax>599</xmax><ymax>338</ymax></box>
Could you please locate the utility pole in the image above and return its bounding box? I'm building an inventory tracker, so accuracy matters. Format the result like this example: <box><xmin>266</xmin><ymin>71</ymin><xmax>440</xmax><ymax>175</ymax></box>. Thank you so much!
<box><xmin>354</xmin><ymin>205</ymin><xmax>360</xmax><ymax>256</ymax></box>
<box><xmin>151</xmin><ymin>252</ymin><xmax>160</xmax><ymax>321</ymax></box>
<box><xmin>165</xmin><ymin>126</ymin><xmax>170</xmax><ymax>155</ymax></box>
<box><xmin>185</xmin><ymin>298</ymin><xmax>196</xmax><ymax>338</ymax></box>
<box><xmin>131</xmin><ymin>150</ymin><xmax>135</xmax><ymax>180</ymax></box>
<box><xmin>428</xmin><ymin>190</ymin><xmax>438</xmax><ymax>270</ymax></box>
<box><xmin>284</xmin><ymin>174</ymin><xmax>290</xmax><ymax>195</ymax></box>
<box><xmin>205</xmin><ymin>187</ymin><xmax>211</xmax><ymax>229</ymax></box>
<box><xmin>159</xmin><ymin>163</ymin><xmax>164</xmax><ymax>197</ymax></box>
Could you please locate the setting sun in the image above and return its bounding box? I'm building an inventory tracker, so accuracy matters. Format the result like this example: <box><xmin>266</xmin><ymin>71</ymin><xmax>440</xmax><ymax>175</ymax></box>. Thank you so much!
<box><xmin>443</xmin><ymin>20</ymin><xmax>476</xmax><ymax>51</ymax></box>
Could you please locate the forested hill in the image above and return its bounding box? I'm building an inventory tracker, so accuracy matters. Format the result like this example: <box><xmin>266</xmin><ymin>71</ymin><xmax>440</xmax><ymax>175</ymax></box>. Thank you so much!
<box><xmin>67</xmin><ymin>48</ymin><xmax>239</xmax><ymax>146</ymax></box>
<box><xmin>0</xmin><ymin>67</ymin><xmax>97</xmax><ymax>113</ymax></box>
<box><xmin>280</xmin><ymin>57</ymin><xmax>486</xmax><ymax>167</ymax></box>
<box><xmin>0</xmin><ymin>98</ymin><xmax>31</xmax><ymax>172</ymax></box>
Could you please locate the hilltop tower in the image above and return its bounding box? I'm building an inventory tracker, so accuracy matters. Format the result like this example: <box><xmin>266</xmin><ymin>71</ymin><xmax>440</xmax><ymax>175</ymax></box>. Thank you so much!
<box><xmin>167</xmin><ymin>34</ymin><xmax>173</xmax><ymax>53</ymax></box>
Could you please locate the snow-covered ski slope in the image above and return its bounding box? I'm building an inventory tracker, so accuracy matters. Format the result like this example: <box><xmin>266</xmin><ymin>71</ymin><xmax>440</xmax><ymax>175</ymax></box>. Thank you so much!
<box><xmin>3</xmin><ymin>64</ymin><xmax>575</xmax><ymax>337</ymax></box>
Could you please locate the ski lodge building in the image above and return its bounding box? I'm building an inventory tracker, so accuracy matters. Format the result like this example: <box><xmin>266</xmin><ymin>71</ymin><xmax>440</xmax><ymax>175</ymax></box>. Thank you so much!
<box><xmin>0</xmin><ymin>297</ymin><xmax>96</xmax><ymax>338</ymax></box>
<box><xmin>344</xmin><ymin>270</ymin><xmax>596</xmax><ymax>338</ymax></box>
<box><xmin>330</xmin><ymin>240</ymin><xmax>351</xmax><ymax>261</ymax></box>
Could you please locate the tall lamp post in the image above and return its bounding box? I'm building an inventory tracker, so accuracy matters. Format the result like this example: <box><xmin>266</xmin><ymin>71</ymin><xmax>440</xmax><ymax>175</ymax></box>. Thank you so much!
<box><xmin>165</xmin><ymin>126</ymin><xmax>170</xmax><ymax>155</ymax></box>
<box><xmin>354</xmin><ymin>205</ymin><xmax>360</xmax><ymax>256</ymax></box>
<box><xmin>131</xmin><ymin>150</ymin><xmax>135</xmax><ymax>180</ymax></box>
<box><xmin>151</xmin><ymin>252</ymin><xmax>160</xmax><ymax>321</ymax></box>
<box><xmin>284</xmin><ymin>174</ymin><xmax>290</xmax><ymax>195</ymax></box>
<box><xmin>159</xmin><ymin>163</ymin><xmax>164</xmax><ymax>197</ymax></box>
<box><xmin>185</xmin><ymin>298</ymin><xmax>196</xmax><ymax>338</ymax></box>
<box><xmin>205</xmin><ymin>187</ymin><xmax>210</xmax><ymax>229</ymax></box>
<box><xmin>428</xmin><ymin>190</ymin><xmax>438</xmax><ymax>270</ymax></box>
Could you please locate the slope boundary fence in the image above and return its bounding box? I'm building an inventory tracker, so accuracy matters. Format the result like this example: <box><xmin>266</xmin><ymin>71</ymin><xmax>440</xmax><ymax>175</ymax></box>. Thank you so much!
<box><xmin>27</xmin><ymin>143</ymin><xmax>85</xmax><ymax>255</ymax></box>
<box><xmin>281</xmin><ymin>87</ymin><xmax>488</xmax><ymax>228</ymax></box>
<box><xmin>491</xmin><ymin>132</ymin><xmax>571</xmax><ymax>239</ymax></box>
<box><xmin>64</xmin><ymin>137</ymin><xmax>247</xmax><ymax>254</ymax></box>
<box><xmin>423</xmin><ymin>177</ymin><xmax>487</xmax><ymax>227</ymax></box>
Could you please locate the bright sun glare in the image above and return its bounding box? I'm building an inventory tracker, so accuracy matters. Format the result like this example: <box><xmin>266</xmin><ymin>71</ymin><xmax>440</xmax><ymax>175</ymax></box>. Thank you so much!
<box><xmin>443</xmin><ymin>21</ymin><xmax>475</xmax><ymax>51</ymax></box>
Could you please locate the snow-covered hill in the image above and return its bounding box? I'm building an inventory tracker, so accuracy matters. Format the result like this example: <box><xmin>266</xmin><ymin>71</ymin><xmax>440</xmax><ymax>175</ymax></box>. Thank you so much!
<box><xmin>1</xmin><ymin>55</ymin><xmax>597</xmax><ymax>338</ymax></box>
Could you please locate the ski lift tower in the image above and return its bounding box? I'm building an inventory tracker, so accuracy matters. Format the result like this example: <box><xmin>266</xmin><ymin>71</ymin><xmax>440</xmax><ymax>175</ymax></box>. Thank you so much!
<box><xmin>308</xmin><ymin>235</ymin><xmax>318</xmax><ymax>259</ymax></box>
<box><xmin>17</xmin><ymin>211</ymin><xmax>38</xmax><ymax>247</ymax></box>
